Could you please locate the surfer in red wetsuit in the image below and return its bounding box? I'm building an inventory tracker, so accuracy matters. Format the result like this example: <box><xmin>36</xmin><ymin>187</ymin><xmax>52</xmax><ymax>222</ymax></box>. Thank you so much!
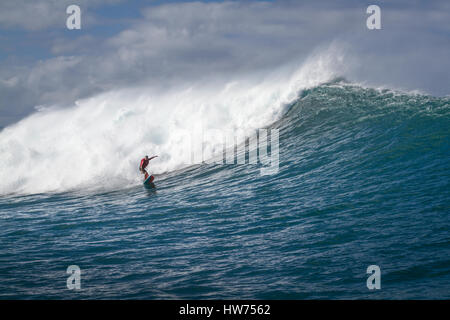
<box><xmin>140</xmin><ymin>155</ymin><xmax>158</xmax><ymax>179</ymax></box>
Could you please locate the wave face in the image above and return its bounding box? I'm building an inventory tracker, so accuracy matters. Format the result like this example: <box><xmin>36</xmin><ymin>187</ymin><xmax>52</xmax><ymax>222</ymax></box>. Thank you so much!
<box><xmin>1</xmin><ymin>81</ymin><xmax>449</xmax><ymax>299</ymax></box>
<box><xmin>278</xmin><ymin>82</ymin><xmax>450</xmax><ymax>200</ymax></box>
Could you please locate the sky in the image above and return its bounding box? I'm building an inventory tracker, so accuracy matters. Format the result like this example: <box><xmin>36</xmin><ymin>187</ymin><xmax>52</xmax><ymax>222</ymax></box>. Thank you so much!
<box><xmin>0</xmin><ymin>0</ymin><xmax>449</xmax><ymax>127</ymax></box>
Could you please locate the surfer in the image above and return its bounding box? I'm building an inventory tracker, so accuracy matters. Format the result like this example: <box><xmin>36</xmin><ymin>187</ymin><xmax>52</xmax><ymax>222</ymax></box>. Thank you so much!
<box><xmin>140</xmin><ymin>155</ymin><xmax>158</xmax><ymax>179</ymax></box>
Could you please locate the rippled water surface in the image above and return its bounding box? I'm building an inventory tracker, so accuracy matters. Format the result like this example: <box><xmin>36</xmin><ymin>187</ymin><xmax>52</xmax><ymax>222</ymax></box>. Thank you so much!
<box><xmin>1</xmin><ymin>84</ymin><xmax>449</xmax><ymax>299</ymax></box>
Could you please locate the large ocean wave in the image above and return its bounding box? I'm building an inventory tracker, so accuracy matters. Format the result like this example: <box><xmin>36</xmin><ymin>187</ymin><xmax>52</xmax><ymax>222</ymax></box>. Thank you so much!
<box><xmin>0</xmin><ymin>49</ymin><xmax>343</xmax><ymax>195</ymax></box>
<box><xmin>1</xmin><ymin>46</ymin><xmax>449</xmax><ymax>197</ymax></box>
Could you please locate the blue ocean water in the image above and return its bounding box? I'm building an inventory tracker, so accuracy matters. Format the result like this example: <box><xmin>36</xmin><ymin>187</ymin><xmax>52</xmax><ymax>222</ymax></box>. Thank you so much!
<box><xmin>0</xmin><ymin>83</ymin><xmax>449</xmax><ymax>299</ymax></box>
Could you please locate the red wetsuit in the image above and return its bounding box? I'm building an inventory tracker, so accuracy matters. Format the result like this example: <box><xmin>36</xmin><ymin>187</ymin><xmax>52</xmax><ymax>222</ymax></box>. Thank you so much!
<box><xmin>140</xmin><ymin>158</ymin><xmax>150</xmax><ymax>179</ymax></box>
<box><xmin>140</xmin><ymin>158</ymin><xmax>149</xmax><ymax>170</ymax></box>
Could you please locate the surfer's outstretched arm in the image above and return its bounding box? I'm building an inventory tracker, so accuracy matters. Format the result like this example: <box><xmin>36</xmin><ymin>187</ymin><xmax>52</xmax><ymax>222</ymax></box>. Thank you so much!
<box><xmin>148</xmin><ymin>155</ymin><xmax>158</xmax><ymax>161</ymax></box>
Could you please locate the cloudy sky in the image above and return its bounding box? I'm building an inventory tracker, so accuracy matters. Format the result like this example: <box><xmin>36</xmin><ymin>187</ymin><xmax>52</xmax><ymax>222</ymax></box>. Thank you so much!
<box><xmin>1</xmin><ymin>0</ymin><xmax>449</xmax><ymax>127</ymax></box>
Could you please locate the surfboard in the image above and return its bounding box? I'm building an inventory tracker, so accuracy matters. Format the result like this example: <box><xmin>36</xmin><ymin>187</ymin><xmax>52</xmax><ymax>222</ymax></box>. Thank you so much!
<box><xmin>143</xmin><ymin>174</ymin><xmax>154</xmax><ymax>185</ymax></box>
